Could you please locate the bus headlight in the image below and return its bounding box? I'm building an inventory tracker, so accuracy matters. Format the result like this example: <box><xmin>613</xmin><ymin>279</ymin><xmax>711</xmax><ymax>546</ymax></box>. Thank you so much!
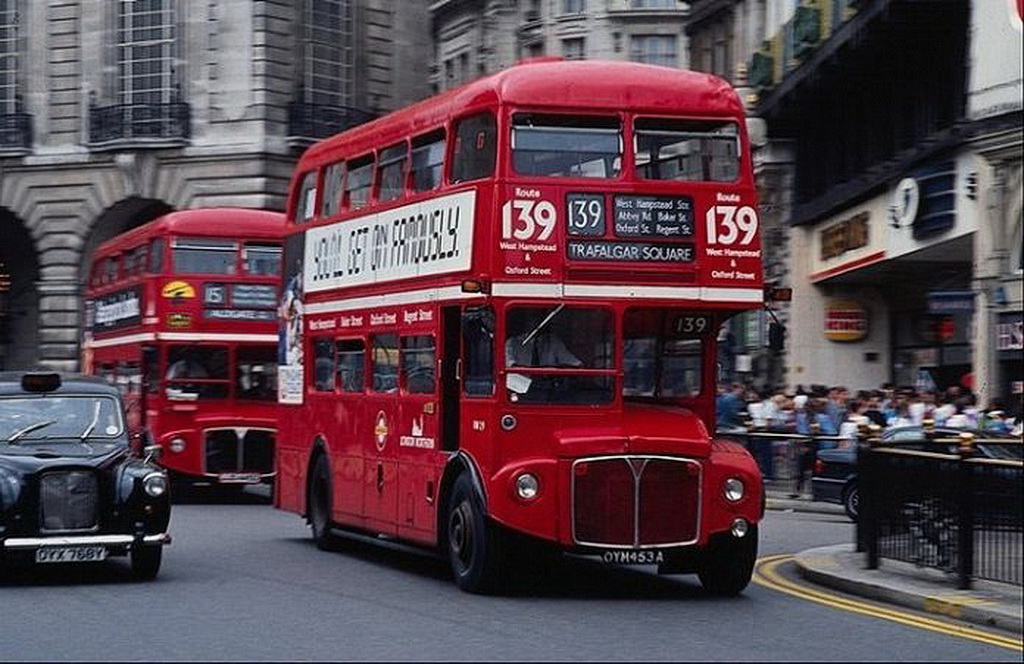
<box><xmin>724</xmin><ymin>477</ymin><xmax>745</xmax><ymax>502</ymax></box>
<box><xmin>731</xmin><ymin>518</ymin><xmax>750</xmax><ymax>538</ymax></box>
<box><xmin>514</xmin><ymin>473</ymin><xmax>539</xmax><ymax>500</ymax></box>
<box><xmin>169</xmin><ymin>437</ymin><xmax>186</xmax><ymax>453</ymax></box>
<box><xmin>143</xmin><ymin>473</ymin><xmax>168</xmax><ymax>498</ymax></box>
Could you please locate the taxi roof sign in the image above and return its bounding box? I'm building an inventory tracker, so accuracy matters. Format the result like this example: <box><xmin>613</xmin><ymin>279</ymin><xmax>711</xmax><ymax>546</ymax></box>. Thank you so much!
<box><xmin>21</xmin><ymin>373</ymin><xmax>62</xmax><ymax>393</ymax></box>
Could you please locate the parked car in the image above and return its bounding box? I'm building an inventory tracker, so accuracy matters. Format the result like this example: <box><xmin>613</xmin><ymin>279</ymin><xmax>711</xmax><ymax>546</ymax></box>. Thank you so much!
<box><xmin>0</xmin><ymin>371</ymin><xmax>171</xmax><ymax>579</ymax></box>
<box><xmin>811</xmin><ymin>425</ymin><xmax>1022</xmax><ymax>521</ymax></box>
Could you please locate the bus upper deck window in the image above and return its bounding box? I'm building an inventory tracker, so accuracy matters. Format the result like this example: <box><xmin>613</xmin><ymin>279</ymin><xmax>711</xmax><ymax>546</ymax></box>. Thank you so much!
<box><xmin>244</xmin><ymin>244</ymin><xmax>282</xmax><ymax>276</ymax></box>
<box><xmin>451</xmin><ymin>112</ymin><xmax>496</xmax><ymax>183</ymax></box>
<box><xmin>148</xmin><ymin>238</ymin><xmax>165</xmax><ymax>274</ymax></box>
<box><xmin>411</xmin><ymin>130</ymin><xmax>446</xmax><ymax>192</ymax></box>
<box><xmin>634</xmin><ymin>118</ymin><xmax>740</xmax><ymax>182</ymax></box>
<box><xmin>511</xmin><ymin>114</ymin><xmax>621</xmax><ymax>178</ymax></box>
<box><xmin>377</xmin><ymin>143</ymin><xmax>408</xmax><ymax>202</ymax></box>
<box><xmin>346</xmin><ymin>155</ymin><xmax>374</xmax><ymax>210</ymax></box>
<box><xmin>320</xmin><ymin>162</ymin><xmax>345</xmax><ymax>218</ymax></box>
<box><xmin>172</xmin><ymin>238</ymin><xmax>238</xmax><ymax>275</ymax></box>
<box><xmin>294</xmin><ymin>171</ymin><xmax>318</xmax><ymax>223</ymax></box>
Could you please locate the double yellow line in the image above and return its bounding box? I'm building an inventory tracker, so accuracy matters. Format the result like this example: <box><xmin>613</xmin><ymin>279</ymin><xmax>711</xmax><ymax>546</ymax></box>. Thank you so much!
<box><xmin>753</xmin><ymin>554</ymin><xmax>1022</xmax><ymax>652</ymax></box>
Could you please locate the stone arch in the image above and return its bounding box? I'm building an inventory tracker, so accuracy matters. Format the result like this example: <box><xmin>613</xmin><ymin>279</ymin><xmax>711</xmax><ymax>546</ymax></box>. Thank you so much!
<box><xmin>0</xmin><ymin>207</ymin><xmax>40</xmax><ymax>370</ymax></box>
<box><xmin>79</xmin><ymin>197</ymin><xmax>174</xmax><ymax>290</ymax></box>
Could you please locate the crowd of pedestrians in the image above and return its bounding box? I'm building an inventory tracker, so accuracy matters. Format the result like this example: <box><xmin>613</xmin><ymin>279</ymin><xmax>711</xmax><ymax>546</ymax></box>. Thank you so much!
<box><xmin>715</xmin><ymin>381</ymin><xmax>1024</xmax><ymax>497</ymax></box>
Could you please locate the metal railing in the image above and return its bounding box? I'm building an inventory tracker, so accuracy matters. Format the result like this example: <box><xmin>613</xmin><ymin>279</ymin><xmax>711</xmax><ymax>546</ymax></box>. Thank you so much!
<box><xmin>286</xmin><ymin>101</ymin><xmax>376</xmax><ymax>143</ymax></box>
<box><xmin>859</xmin><ymin>426</ymin><xmax>1023</xmax><ymax>588</ymax></box>
<box><xmin>87</xmin><ymin>102</ymin><xmax>191</xmax><ymax>145</ymax></box>
<box><xmin>0</xmin><ymin>112</ymin><xmax>32</xmax><ymax>150</ymax></box>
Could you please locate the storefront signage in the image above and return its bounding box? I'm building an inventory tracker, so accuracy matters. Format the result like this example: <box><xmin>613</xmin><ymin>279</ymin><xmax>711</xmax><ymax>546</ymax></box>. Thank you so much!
<box><xmin>824</xmin><ymin>300</ymin><xmax>868</xmax><ymax>342</ymax></box>
<box><xmin>927</xmin><ymin>290</ymin><xmax>975</xmax><ymax>314</ymax></box>
<box><xmin>996</xmin><ymin>314</ymin><xmax>1023</xmax><ymax>351</ymax></box>
<box><xmin>820</xmin><ymin>211</ymin><xmax>869</xmax><ymax>261</ymax></box>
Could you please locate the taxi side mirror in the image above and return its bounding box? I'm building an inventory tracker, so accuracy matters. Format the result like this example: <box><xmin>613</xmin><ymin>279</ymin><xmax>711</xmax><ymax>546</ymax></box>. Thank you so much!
<box><xmin>144</xmin><ymin>444</ymin><xmax>162</xmax><ymax>463</ymax></box>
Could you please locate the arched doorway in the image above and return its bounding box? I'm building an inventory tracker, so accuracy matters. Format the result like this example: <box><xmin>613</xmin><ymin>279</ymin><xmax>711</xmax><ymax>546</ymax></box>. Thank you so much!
<box><xmin>0</xmin><ymin>207</ymin><xmax>39</xmax><ymax>370</ymax></box>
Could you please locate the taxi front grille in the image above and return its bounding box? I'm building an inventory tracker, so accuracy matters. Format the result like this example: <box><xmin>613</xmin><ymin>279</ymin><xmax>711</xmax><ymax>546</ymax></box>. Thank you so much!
<box><xmin>205</xmin><ymin>428</ymin><xmax>275</xmax><ymax>474</ymax></box>
<box><xmin>571</xmin><ymin>456</ymin><xmax>701</xmax><ymax>547</ymax></box>
<box><xmin>40</xmin><ymin>471</ymin><xmax>99</xmax><ymax>532</ymax></box>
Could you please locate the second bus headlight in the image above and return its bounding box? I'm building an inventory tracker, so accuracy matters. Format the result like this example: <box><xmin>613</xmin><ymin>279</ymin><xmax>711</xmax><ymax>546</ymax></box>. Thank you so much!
<box><xmin>515</xmin><ymin>473</ymin><xmax>539</xmax><ymax>500</ymax></box>
<box><xmin>724</xmin><ymin>477</ymin><xmax>745</xmax><ymax>502</ymax></box>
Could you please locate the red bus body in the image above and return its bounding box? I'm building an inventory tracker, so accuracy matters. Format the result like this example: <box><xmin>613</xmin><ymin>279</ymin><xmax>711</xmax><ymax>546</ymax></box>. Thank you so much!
<box><xmin>276</xmin><ymin>60</ymin><xmax>764</xmax><ymax>593</ymax></box>
<box><xmin>82</xmin><ymin>208</ymin><xmax>285</xmax><ymax>486</ymax></box>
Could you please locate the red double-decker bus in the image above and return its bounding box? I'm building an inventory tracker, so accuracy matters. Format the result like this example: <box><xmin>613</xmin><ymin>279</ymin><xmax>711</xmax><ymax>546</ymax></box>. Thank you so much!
<box><xmin>82</xmin><ymin>208</ymin><xmax>285</xmax><ymax>489</ymax></box>
<box><xmin>276</xmin><ymin>59</ymin><xmax>765</xmax><ymax>594</ymax></box>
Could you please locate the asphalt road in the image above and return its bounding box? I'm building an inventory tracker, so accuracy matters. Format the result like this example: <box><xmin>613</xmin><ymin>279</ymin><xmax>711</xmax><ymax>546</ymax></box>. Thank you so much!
<box><xmin>1</xmin><ymin>493</ymin><xmax>1018</xmax><ymax>662</ymax></box>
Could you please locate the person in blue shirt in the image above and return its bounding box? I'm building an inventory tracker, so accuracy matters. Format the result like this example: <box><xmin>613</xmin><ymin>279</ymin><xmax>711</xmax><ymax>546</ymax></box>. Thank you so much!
<box><xmin>716</xmin><ymin>382</ymin><xmax>747</xmax><ymax>430</ymax></box>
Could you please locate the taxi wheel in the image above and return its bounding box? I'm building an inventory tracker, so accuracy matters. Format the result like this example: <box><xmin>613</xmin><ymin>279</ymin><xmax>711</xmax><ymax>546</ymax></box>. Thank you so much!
<box><xmin>446</xmin><ymin>473</ymin><xmax>504</xmax><ymax>594</ymax></box>
<box><xmin>308</xmin><ymin>455</ymin><xmax>335</xmax><ymax>550</ymax></box>
<box><xmin>843</xmin><ymin>483</ymin><xmax>860</xmax><ymax>522</ymax></box>
<box><xmin>698</xmin><ymin>524</ymin><xmax>758</xmax><ymax>596</ymax></box>
<box><xmin>131</xmin><ymin>545</ymin><xmax>162</xmax><ymax>581</ymax></box>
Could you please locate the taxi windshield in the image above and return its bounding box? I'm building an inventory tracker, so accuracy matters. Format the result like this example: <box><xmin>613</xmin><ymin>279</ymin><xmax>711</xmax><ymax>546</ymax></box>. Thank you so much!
<box><xmin>0</xmin><ymin>395</ymin><xmax>125</xmax><ymax>442</ymax></box>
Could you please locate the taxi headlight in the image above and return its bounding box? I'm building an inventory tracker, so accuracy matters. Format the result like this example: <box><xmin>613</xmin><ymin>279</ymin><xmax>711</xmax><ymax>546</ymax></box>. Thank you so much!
<box><xmin>515</xmin><ymin>473</ymin><xmax>539</xmax><ymax>500</ymax></box>
<box><xmin>724</xmin><ymin>477</ymin><xmax>745</xmax><ymax>502</ymax></box>
<box><xmin>143</xmin><ymin>472</ymin><xmax>168</xmax><ymax>498</ymax></box>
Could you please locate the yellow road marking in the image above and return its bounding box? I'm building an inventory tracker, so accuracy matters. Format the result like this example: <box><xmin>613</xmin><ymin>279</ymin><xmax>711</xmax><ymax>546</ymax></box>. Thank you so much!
<box><xmin>752</xmin><ymin>554</ymin><xmax>1022</xmax><ymax>652</ymax></box>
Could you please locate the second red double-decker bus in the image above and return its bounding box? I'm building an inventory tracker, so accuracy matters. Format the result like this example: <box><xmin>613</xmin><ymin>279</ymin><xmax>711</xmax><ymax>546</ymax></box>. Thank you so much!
<box><xmin>82</xmin><ymin>208</ymin><xmax>285</xmax><ymax>489</ymax></box>
<box><xmin>275</xmin><ymin>59</ymin><xmax>764</xmax><ymax>594</ymax></box>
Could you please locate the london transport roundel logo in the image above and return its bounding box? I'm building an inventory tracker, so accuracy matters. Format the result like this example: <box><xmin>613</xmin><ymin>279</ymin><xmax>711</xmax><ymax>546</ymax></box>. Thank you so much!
<box><xmin>374</xmin><ymin>411</ymin><xmax>389</xmax><ymax>451</ymax></box>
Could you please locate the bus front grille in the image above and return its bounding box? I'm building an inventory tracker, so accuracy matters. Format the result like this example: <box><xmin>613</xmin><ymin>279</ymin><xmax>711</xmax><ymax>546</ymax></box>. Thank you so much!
<box><xmin>571</xmin><ymin>456</ymin><xmax>701</xmax><ymax>548</ymax></box>
<box><xmin>40</xmin><ymin>471</ymin><xmax>99</xmax><ymax>532</ymax></box>
<box><xmin>205</xmin><ymin>428</ymin><xmax>275</xmax><ymax>475</ymax></box>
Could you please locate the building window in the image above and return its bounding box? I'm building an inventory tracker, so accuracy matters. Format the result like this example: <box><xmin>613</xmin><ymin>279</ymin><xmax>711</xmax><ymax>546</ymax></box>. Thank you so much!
<box><xmin>116</xmin><ymin>0</ymin><xmax>179</xmax><ymax>108</ymax></box>
<box><xmin>630</xmin><ymin>0</ymin><xmax>677</xmax><ymax>8</ymax></box>
<box><xmin>0</xmin><ymin>0</ymin><xmax>21</xmax><ymax>115</ymax></box>
<box><xmin>562</xmin><ymin>37</ymin><xmax>585</xmax><ymax>60</ymax></box>
<box><xmin>300</xmin><ymin>0</ymin><xmax>353</xmax><ymax>107</ymax></box>
<box><xmin>629</xmin><ymin>34</ymin><xmax>677</xmax><ymax>68</ymax></box>
<box><xmin>562</xmin><ymin>0</ymin><xmax>585</xmax><ymax>14</ymax></box>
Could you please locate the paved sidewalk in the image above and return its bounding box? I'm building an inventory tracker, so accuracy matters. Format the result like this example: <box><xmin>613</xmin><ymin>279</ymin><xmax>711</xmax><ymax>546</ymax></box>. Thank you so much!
<box><xmin>795</xmin><ymin>543</ymin><xmax>1023</xmax><ymax>635</ymax></box>
<box><xmin>762</xmin><ymin>486</ymin><xmax>1022</xmax><ymax>635</ymax></box>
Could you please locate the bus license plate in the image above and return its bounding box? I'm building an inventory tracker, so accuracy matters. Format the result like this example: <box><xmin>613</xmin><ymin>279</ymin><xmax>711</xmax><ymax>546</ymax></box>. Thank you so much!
<box><xmin>599</xmin><ymin>549</ymin><xmax>665</xmax><ymax>565</ymax></box>
<box><xmin>35</xmin><ymin>546</ymin><xmax>108</xmax><ymax>564</ymax></box>
<box><xmin>218</xmin><ymin>472</ymin><xmax>261</xmax><ymax>484</ymax></box>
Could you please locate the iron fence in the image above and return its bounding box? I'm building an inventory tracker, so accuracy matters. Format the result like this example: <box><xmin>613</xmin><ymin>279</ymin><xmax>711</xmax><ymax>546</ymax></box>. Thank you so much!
<box><xmin>0</xmin><ymin>112</ymin><xmax>32</xmax><ymax>150</ymax></box>
<box><xmin>861</xmin><ymin>432</ymin><xmax>1023</xmax><ymax>588</ymax></box>
<box><xmin>88</xmin><ymin>102</ymin><xmax>191</xmax><ymax>145</ymax></box>
<box><xmin>286</xmin><ymin>101</ymin><xmax>376</xmax><ymax>142</ymax></box>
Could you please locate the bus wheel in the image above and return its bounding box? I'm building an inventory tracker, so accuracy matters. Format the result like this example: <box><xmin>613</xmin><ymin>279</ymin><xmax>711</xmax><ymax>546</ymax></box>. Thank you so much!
<box><xmin>446</xmin><ymin>474</ymin><xmax>503</xmax><ymax>594</ymax></box>
<box><xmin>309</xmin><ymin>455</ymin><xmax>335</xmax><ymax>550</ymax></box>
<box><xmin>130</xmin><ymin>545</ymin><xmax>162</xmax><ymax>581</ymax></box>
<box><xmin>697</xmin><ymin>524</ymin><xmax>758</xmax><ymax>596</ymax></box>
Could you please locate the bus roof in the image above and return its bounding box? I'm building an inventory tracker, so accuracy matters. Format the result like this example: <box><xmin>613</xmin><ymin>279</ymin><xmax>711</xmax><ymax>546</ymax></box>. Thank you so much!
<box><xmin>300</xmin><ymin>59</ymin><xmax>744</xmax><ymax>167</ymax></box>
<box><xmin>94</xmin><ymin>208</ymin><xmax>286</xmax><ymax>256</ymax></box>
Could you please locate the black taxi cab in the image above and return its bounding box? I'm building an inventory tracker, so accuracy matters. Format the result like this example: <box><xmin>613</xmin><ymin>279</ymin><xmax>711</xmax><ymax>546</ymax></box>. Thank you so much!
<box><xmin>0</xmin><ymin>372</ymin><xmax>171</xmax><ymax>579</ymax></box>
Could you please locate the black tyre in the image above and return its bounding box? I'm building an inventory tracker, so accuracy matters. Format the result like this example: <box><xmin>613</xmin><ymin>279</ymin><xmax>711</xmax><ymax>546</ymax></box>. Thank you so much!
<box><xmin>698</xmin><ymin>524</ymin><xmax>758</xmax><ymax>596</ymax></box>
<box><xmin>843</xmin><ymin>483</ymin><xmax>860</xmax><ymax>522</ymax></box>
<box><xmin>308</xmin><ymin>454</ymin><xmax>336</xmax><ymax>550</ymax></box>
<box><xmin>130</xmin><ymin>545</ymin><xmax>162</xmax><ymax>581</ymax></box>
<box><xmin>446</xmin><ymin>473</ymin><xmax>504</xmax><ymax>594</ymax></box>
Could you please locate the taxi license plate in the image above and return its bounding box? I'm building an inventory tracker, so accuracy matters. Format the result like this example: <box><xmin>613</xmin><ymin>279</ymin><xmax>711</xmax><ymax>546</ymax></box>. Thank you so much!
<box><xmin>599</xmin><ymin>549</ymin><xmax>665</xmax><ymax>565</ymax></box>
<box><xmin>218</xmin><ymin>472</ymin><xmax>261</xmax><ymax>484</ymax></box>
<box><xmin>35</xmin><ymin>546</ymin><xmax>108</xmax><ymax>564</ymax></box>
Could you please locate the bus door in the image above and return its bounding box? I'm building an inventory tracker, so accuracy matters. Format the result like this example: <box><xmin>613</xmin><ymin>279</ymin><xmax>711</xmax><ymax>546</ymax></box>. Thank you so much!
<box><xmin>396</xmin><ymin>329</ymin><xmax>441</xmax><ymax>539</ymax></box>
<box><xmin>364</xmin><ymin>332</ymin><xmax>400</xmax><ymax>535</ymax></box>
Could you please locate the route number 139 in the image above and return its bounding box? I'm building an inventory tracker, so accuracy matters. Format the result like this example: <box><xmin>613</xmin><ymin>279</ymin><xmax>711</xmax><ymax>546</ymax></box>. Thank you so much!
<box><xmin>705</xmin><ymin>205</ymin><xmax>758</xmax><ymax>246</ymax></box>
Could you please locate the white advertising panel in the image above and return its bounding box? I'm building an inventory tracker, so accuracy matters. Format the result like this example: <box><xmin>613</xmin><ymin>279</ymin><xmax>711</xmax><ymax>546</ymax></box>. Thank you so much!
<box><xmin>303</xmin><ymin>190</ymin><xmax>476</xmax><ymax>293</ymax></box>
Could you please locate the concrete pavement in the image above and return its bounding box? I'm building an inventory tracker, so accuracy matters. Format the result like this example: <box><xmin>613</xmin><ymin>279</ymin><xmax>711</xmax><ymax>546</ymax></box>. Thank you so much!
<box><xmin>765</xmin><ymin>487</ymin><xmax>1023</xmax><ymax>635</ymax></box>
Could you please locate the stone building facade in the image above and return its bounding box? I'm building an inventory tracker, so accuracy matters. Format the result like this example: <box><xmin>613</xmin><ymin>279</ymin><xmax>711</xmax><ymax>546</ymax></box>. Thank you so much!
<box><xmin>0</xmin><ymin>0</ymin><xmax>431</xmax><ymax>371</ymax></box>
<box><xmin>430</xmin><ymin>0</ymin><xmax>691</xmax><ymax>92</ymax></box>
